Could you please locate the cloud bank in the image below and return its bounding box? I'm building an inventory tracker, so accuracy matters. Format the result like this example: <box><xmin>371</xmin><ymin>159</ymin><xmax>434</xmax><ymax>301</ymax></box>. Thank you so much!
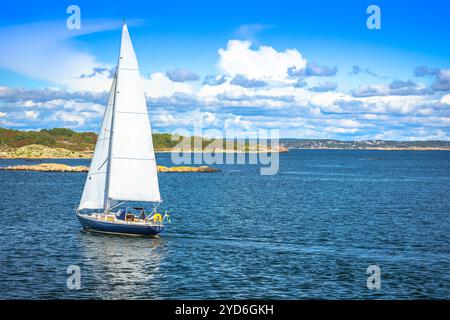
<box><xmin>1</xmin><ymin>32</ymin><xmax>449</xmax><ymax>140</ymax></box>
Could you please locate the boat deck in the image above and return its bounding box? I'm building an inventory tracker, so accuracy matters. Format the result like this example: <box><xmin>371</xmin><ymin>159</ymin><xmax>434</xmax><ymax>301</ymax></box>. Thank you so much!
<box><xmin>76</xmin><ymin>213</ymin><xmax>164</xmax><ymax>236</ymax></box>
<box><xmin>86</xmin><ymin>213</ymin><xmax>163</xmax><ymax>227</ymax></box>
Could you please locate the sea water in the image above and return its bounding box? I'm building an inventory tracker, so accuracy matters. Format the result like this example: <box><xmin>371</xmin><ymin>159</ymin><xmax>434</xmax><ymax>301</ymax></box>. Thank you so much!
<box><xmin>0</xmin><ymin>150</ymin><xmax>449</xmax><ymax>299</ymax></box>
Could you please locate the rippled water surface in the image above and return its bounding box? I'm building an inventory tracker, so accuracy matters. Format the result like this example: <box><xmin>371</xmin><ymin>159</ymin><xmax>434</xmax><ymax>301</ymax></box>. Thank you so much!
<box><xmin>1</xmin><ymin>150</ymin><xmax>449</xmax><ymax>299</ymax></box>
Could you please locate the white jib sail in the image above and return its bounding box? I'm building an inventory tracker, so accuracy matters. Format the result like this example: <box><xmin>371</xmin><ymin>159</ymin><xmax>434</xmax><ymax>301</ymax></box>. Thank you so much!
<box><xmin>107</xmin><ymin>24</ymin><xmax>161</xmax><ymax>203</ymax></box>
<box><xmin>78</xmin><ymin>71</ymin><xmax>117</xmax><ymax>210</ymax></box>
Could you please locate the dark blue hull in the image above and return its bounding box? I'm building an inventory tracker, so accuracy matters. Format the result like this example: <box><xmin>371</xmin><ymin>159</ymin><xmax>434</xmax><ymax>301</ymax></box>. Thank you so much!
<box><xmin>77</xmin><ymin>214</ymin><xmax>163</xmax><ymax>236</ymax></box>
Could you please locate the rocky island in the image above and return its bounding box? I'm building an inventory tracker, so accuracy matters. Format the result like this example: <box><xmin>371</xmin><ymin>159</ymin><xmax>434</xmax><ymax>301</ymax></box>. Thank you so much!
<box><xmin>1</xmin><ymin>163</ymin><xmax>89</xmax><ymax>172</ymax></box>
<box><xmin>157</xmin><ymin>165</ymin><xmax>220</xmax><ymax>173</ymax></box>
<box><xmin>0</xmin><ymin>163</ymin><xmax>220</xmax><ymax>173</ymax></box>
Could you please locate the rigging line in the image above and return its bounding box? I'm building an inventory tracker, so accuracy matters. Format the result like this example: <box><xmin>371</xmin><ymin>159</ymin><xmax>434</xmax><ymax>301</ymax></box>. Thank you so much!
<box><xmin>104</xmin><ymin>71</ymin><xmax>118</xmax><ymax>212</ymax></box>
<box><xmin>98</xmin><ymin>158</ymin><xmax>108</xmax><ymax>171</ymax></box>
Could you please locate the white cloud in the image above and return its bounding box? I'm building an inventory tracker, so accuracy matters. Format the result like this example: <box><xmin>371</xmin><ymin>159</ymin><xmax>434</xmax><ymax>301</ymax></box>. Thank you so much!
<box><xmin>360</xmin><ymin>113</ymin><xmax>389</xmax><ymax>121</ymax></box>
<box><xmin>49</xmin><ymin>111</ymin><xmax>92</xmax><ymax>127</ymax></box>
<box><xmin>152</xmin><ymin>110</ymin><xmax>218</xmax><ymax>129</ymax></box>
<box><xmin>217</xmin><ymin>40</ymin><xmax>307</xmax><ymax>80</ymax></box>
<box><xmin>325</xmin><ymin>127</ymin><xmax>359</xmax><ymax>134</ymax></box>
<box><xmin>144</xmin><ymin>72</ymin><xmax>195</xmax><ymax>98</ymax></box>
<box><xmin>23</xmin><ymin>110</ymin><xmax>39</xmax><ymax>120</ymax></box>
<box><xmin>325</xmin><ymin>119</ymin><xmax>365</xmax><ymax>128</ymax></box>
<box><xmin>1</xmin><ymin>31</ymin><xmax>449</xmax><ymax>140</ymax></box>
<box><xmin>224</xmin><ymin>115</ymin><xmax>253</xmax><ymax>130</ymax></box>
<box><xmin>442</xmin><ymin>94</ymin><xmax>450</xmax><ymax>105</ymax></box>
<box><xmin>67</xmin><ymin>71</ymin><xmax>115</xmax><ymax>92</ymax></box>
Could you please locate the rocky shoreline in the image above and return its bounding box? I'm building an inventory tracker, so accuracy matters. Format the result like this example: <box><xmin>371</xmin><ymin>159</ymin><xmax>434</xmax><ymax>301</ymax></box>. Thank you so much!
<box><xmin>157</xmin><ymin>165</ymin><xmax>219</xmax><ymax>173</ymax></box>
<box><xmin>0</xmin><ymin>163</ymin><xmax>220</xmax><ymax>173</ymax></box>
<box><xmin>0</xmin><ymin>163</ymin><xmax>89</xmax><ymax>172</ymax></box>
<box><xmin>0</xmin><ymin>145</ymin><xmax>93</xmax><ymax>159</ymax></box>
<box><xmin>0</xmin><ymin>144</ymin><xmax>288</xmax><ymax>159</ymax></box>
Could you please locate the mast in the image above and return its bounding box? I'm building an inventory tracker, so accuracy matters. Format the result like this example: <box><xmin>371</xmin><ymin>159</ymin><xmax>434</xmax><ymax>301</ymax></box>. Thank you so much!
<box><xmin>103</xmin><ymin>22</ymin><xmax>127</xmax><ymax>212</ymax></box>
<box><xmin>103</xmin><ymin>69</ymin><xmax>117</xmax><ymax>212</ymax></box>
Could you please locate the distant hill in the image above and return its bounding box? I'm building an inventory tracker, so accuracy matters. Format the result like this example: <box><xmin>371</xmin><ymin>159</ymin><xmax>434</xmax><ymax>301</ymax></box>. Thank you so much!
<box><xmin>280</xmin><ymin>138</ymin><xmax>450</xmax><ymax>150</ymax></box>
<box><xmin>0</xmin><ymin>128</ymin><xmax>96</xmax><ymax>151</ymax></box>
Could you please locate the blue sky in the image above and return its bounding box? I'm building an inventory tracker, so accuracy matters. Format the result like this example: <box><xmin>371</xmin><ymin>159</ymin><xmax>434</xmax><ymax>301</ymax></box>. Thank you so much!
<box><xmin>0</xmin><ymin>0</ymin><xmax>449</xmax><ymax>140</ymax></box>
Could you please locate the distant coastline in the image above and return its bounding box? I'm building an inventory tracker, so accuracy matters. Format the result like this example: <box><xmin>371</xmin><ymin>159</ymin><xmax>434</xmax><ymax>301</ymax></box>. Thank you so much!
<box><xmin>281</xmin><ymin>139</ymin><xmax>450</xmax><ymax>151</ymax></box>
<box><xmin>287</xmin><ymin>147</ymin><xmax>450</xmax><ymax>151</ymax></box>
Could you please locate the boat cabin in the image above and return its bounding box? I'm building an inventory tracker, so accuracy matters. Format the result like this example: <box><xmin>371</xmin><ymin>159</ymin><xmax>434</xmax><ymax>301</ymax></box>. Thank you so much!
<box><xmin>116</xmin><ymin>207</ymin><xmax>149</xmax><ymax>222</ymax></box>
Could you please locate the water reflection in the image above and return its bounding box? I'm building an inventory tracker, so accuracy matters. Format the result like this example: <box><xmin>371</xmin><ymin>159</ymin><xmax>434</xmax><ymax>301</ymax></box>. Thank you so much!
<box><xmin>78</xmin><ymin>231</ymin><xmax>166</xmax><ymax>299</ymax></box>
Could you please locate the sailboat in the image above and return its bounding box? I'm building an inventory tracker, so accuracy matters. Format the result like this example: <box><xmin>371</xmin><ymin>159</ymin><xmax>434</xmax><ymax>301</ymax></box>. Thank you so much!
<box><xmin>76</xmin><ymin>23</ymin><xmax>165</xmax><ymax>236</ymax></box>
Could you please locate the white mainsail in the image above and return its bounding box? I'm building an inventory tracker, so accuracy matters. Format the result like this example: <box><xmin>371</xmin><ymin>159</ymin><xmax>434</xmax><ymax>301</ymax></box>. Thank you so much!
<box><xmin>79</xmin><ymin>23</ymin><xmax>161</xmax><ymax>211</ymax></box>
